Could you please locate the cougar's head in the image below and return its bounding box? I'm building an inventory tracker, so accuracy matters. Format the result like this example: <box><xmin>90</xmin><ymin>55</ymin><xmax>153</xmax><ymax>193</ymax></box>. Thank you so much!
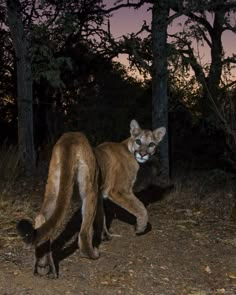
<box><xmin>128</xmin><ymin>119</ymin><xmax>166</xmax><ymax>164</ymax></box>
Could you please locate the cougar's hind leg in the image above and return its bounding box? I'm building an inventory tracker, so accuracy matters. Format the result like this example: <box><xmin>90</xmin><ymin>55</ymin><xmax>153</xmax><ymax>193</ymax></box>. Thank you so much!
<box><xmin>34</xmin><ymin>214</ymin><xmax>57</xmax><ymax>278</ymax></box>
<box><xmin>34</xmin><ymin>240</ymin><xmax>57</xmax><ymax>278</ymax></box>
<box><xmin>77</xmin><ymin>166</ymin><xmax>99</xmax><ymax>259</ymax></box>
<box><xmin>109</xmin><ymin>191</ymin><xmax>149</xmax><ymax>235</ymax></box>
<box><xmin>79</xmin><ymin>191</ymin><xmax>99</xmax><ymax>259</ymax></box>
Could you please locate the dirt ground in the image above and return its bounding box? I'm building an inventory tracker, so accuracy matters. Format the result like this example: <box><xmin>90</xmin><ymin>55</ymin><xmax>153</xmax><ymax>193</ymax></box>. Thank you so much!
<box><xmin>0</xmin><ymin>170</ymin><xmax>236</xmax><ymax>295</ymax></box>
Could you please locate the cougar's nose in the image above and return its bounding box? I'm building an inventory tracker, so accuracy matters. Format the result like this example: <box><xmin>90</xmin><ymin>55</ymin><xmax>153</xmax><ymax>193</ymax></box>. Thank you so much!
<box><xmin>140</xmin><ymin>151</ymin><xmax>147</xmax><ymax>157</ymax></box>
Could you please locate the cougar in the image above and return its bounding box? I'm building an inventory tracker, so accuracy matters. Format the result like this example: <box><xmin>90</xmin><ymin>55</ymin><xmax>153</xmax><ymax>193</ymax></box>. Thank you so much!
<box><xmin>17</xmin><ymin>120</ymin><xmax>166</xmax><ymax>277</ymax></box>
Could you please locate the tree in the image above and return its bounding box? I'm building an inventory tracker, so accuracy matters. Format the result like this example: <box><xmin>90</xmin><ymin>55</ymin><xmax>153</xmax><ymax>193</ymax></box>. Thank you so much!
<box><xmin>170</xmin><ymin>0</ymin><xmax>236</xmax><ymax>168</ymax></box>
<box><xmin>171</xmin><ymin>0</ymin><xmax>236</xmax><ymax>100</ymax></box>
<box><xmin>6</xmin><ymin>0</ymin><xmax>35</xmax><ymax>175</ymax></box>
<box><xmin>151</xmin><ymin>0</ymin><xmax>170</xmax><ymax>180</ymax></box>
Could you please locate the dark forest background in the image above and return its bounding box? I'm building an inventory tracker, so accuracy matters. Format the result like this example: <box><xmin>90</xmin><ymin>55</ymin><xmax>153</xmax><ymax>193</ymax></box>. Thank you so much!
<box><xmin>0</xmin><ymin>0</ymin><xmax>236</xmax><ymax>184</ymax></box>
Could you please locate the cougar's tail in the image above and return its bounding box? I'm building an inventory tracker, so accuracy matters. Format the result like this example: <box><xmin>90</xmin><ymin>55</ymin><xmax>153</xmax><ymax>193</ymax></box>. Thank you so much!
<box><xmin>17</xmin><ymin>149</ymin><xmax>75</xmax><ymax>246</ymax></box>
<box><xmin>17</xmin><ymin>219</ymin><xmax>36</xmax><ymax>244</ymax></box>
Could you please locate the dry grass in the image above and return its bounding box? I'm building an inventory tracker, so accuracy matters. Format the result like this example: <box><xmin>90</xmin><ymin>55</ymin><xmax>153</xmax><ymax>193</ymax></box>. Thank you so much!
<box><xmin>0</xmin><ymin>194</ymin><xmax>37</xmax><ymax>249</ymax></box>
<box><xmin>0</xmin><ymin>143</ymin><xmax>20</xmax><ymax>196</ymax></box>
<box><xmin>0</xmin><ymin>143</ymin><xmax>42</xmax><ymax>248</ymax></box>
<box><xmin>0</xmin><ymin>143</ymin><xmax>20</xmax><ymax>178</ymax></box>
<box><xmin>165</xmin><ymin>166</ymin><xmax>235</xmax><ymax>222</ymax></box>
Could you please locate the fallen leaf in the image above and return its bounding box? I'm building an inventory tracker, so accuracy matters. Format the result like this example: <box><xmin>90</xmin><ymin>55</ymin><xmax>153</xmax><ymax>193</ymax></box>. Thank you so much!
<box><xmin>216</xmin><ymin>288</ymin><xmax>225</xmax><ymax>294</ymax></box>
<box><xmin>228</xmin><ymin>272</ymin><xmax>236</xmax><ymax>279</ymax></box>
<box><xmin>188</xmin><ymin>291</ymin><xmax>208</xmax><ymax>295</ymax></box>
<box><xmin>100</xmin><ymin>281</ymin><xmax>109</xmax><ymax>285</ymax></box>
<box><xmin>205</xmin><ymin>265</ymin><xmax>212</xmax><ymax>274</ymax></box>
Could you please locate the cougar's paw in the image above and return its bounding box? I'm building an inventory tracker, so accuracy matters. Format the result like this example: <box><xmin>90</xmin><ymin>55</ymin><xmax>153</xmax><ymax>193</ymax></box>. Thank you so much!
<box><xmin>80</xmin><ymin>247</ymin><xmax>100</xmax><ymax>260</ymax></box>
<box><xmin>135</xmin><ymin>222</ymin><xmax>152</xmax><ymax>236</ymax></box>
<box><xmin>35</xmin><ymin>265</ymin><xmax>57</xmax><ymax>279</ymax></box>
<box><xmin>35</xmin><ymin>264</ymin><xmax>51</xmax><ymax>277</ymax></box>
<box><xmin>34</xmin><ymin>251</ymin><xmax>57</xmax><ymax>279</ymax></box>
<box><xmin>34</xmin><ymin>259</ymin><xmax>57</xmax><ymax>279</ymax></box>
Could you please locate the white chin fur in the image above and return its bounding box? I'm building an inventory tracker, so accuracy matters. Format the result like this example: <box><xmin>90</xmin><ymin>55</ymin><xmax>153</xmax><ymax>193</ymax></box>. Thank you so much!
<box><xmin>137</xmin><ymin>158</ymin><xmax>147</xmax><ymax>163</ymax></box>
<box><xmin>136</xmin><ymin>153</ymin><xmax>149</xmax><ymax>163</ymax></box>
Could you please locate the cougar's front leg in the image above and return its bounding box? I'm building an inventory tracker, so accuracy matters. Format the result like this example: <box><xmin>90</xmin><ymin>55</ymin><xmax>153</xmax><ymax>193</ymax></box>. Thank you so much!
<box><xmin>94</xmin><ymin>194</ymin><xmax>112</xmax><ymax>242</ymax></box>
<box><xmin>34</xmin><ymin>214</ymin><xmax>57</xmax><ymax>278</ymax></box>
<box><xmin>109</xmin><ymin>190</ymin><xmax>149</xmax><ymax>235</ymax></box>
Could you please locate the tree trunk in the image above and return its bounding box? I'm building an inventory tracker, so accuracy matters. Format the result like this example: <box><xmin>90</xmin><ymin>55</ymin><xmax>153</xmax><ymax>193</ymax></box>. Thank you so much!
<box><xmin>151</xmin><ymin>0</ymin><xmax>170</xmax><ymax>181</ymax></box>
<box><xmin>7</xmin><ymin>0</ymin><xmax>35</xmax><ymax>175</ymax></box>
<box><xmin>206</xmin><ymin>10</ymin><xmax>224</xmax><ymax>99</ymax></box>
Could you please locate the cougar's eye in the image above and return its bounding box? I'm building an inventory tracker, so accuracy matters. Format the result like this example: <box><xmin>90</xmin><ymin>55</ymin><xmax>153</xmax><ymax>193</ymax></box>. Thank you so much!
<box><xmin>135</xmin><ymin>139</ymin><xmax>142</xmax><ymax>145</ymax></box>
<box><xmin>148</xmin><ymin>142</ymin><xmax>156</xmax><ymax>148</ymax></box>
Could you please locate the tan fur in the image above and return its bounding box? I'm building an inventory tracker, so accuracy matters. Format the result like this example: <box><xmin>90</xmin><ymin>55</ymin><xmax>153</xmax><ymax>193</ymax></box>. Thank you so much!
<box><xmin>35</xmin><ymin>132</ymin><xmax>99</xmax><ymax>256</ymax></box>
<box><xmin>95</xmin><ymin>120</ymin><xmax>166</xmax><ymax>234</ymax></box>
<box><xmin>19</xmin><ymin>132</ymin><xmax>100</xmax><ymax>277</ymax></box>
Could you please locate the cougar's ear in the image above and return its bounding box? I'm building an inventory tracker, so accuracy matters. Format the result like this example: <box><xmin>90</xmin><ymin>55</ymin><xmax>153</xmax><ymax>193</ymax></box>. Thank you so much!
<box><xmin>130</xmin><ymin>119</ymin><xmax>141</xmax><ymax>137</ymax></box>
<box><xmin>153</xmin><ymin>127</ymin><xmax>166</xmax><ymax>143</ymax></box>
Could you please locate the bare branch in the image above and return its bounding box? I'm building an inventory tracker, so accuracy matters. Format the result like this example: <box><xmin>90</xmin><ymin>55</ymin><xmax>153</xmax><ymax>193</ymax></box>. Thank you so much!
<box><xmin>221</xmin><ymin>80</ymin><xmax>236</xmax><ymax>91</ymax></box>
<box><xmin>185</xmin><ymin>12</ymin><xmax>213</xmax><ymax>35</ymax></box>
<box><xmin>169</xmin><ymin>33</ymin><xmax>207</xmax><ymax>83</ymax></box>
<box><xmin>132</xmin><ymin>20</ymin><xmax>151</xmax><ymax>36</ymax></box>
<box><xmin>167</xmin><ymin>12</ymin><xmax>183</xmax><ymax>25</ymax></box>
<box><xmin>101</xmin><ymin>0</ymin><xmax>147</xmax><ymax>14</ymax></box>
<box><xmin>222</xmin><ymin>55</ymin><xmax>236</xmax><ymax>65</ymax></box>
<box><xmin>123</xmin><ymin>36</ymin><xmax>151</xmax><ymax>72</ymax></box>
<box><xmin>219</xmin><ymin>1</ymin><xmax>236</xmax><ymax>12</ymax></box>
<box><xmin>195</xmin><ymin>23</ymin><xmax>212</xmax><ymax>47</ymax></box>
<box><xmin>223</xmin><ymin>22</ymin><xmax>236</xmax><ymax>33</ymax></box>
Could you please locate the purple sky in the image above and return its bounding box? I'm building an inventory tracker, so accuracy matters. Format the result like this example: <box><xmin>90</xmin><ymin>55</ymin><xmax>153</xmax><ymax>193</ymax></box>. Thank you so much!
<box><xmin>104</xmin><ymin>1</ymin><xmax>235</xmax><ymax>75</ymax></box>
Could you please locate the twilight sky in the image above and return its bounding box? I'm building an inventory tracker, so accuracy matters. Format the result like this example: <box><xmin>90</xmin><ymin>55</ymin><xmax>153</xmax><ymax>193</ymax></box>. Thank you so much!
<box><xmin>103</xmin><ymin>1</ymin><xmax>236</xmax><ymax>75</ymax></box>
